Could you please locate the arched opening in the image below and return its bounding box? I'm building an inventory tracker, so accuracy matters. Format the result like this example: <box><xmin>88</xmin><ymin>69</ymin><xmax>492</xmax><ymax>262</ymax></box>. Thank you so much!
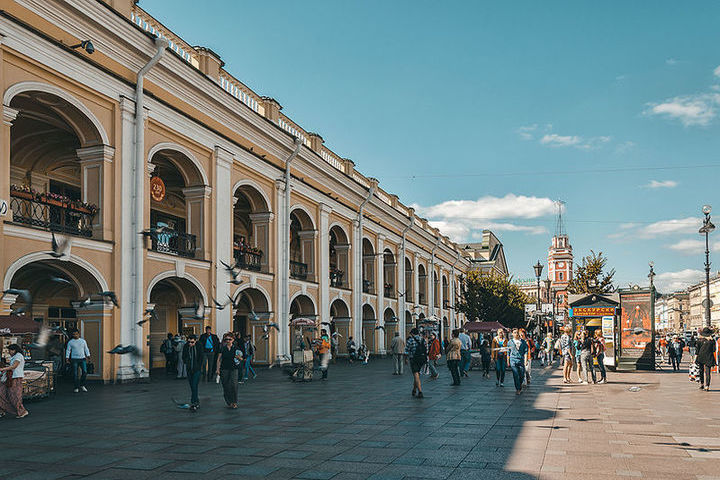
<box><xmin>433</xmin><ymin>271</ymin><xmax>439</xmax><ymax>308</ymax></box>
<box><xmin>289</xmin><ymin>294</ymin><xmax>316</xmax><ymax>351</ymax></box>
<box><xmin>418</xmin><ymin>264</ymin><xmax>428</xmax><ymax>305</ymax></box>
<box><xmin>442</xmin><ymin>275</ymin><xmax>449</xmax><ymax>309</ymax></box>
<box><xmin>6</xmin><ymin>259</ymin><xmax>104</xmax><ymax>376</ymax></box>
<box><xmin>405</xmin><ymin>310</ymin><xmax>414</xmax><ymax>331</ymax></box>
<box><xmin>148</xmin><ymin>149</ymin><xmax>207</xmax><ymax>258</ymax></box>
<box><xmin>8</xmin><ymin>89</ymin><xmax>109</xmax><ymax>239</ymax></box>
<box><xmin>443</xmin><ymin>316</ymin><xmax>449</xmax><ymax>344</ymax></box>
<box><xmin>329</xmin><ymin>226</ymin><xmax>350</xmax><ymax>288</ymax></box>
<box><xmin>405</xmin><ymin>257</ymin><xmax>414</xmax><ymax>302</ymax></box>
<box><xmin>233</xmin><ymin>185</ymin><xmax>271</xmax><ymax>272</ymax></box>
<box><xmin>383</xmin><ymin>249</ymin><xmax>396</xmax><ymax>298</ymax></box>
<box><xmin>362</xmin><ymin>238</ymin><xmax>375</xmax><ymax>294</ymax></box>
<box><xmin>289</xmin><ymin>209</ymin><xmax>315</xmax><ymax>281</ymax></box>
<box><xmin>232</xmin><ymin>287</ymin><xmax>271</xmax><ymax>363</ymax></box>
<box><xmin>361</xmin><ymin>303</ymin><xmax>376</xmax><ymax>353</ymax></box>
<box><xmin>384</xmin><ymin>307</ymin><xmax>398</xmax><ymax>350</ymax></box>
<box><xmin>330</xmin><ymin>298</ymin><xmax>351</xmax><ymax>355</ymax></box>
<box><xmin>148</xmin><ymin>276</ymin><xmax>204</xmax><ymax>370</ymax></box>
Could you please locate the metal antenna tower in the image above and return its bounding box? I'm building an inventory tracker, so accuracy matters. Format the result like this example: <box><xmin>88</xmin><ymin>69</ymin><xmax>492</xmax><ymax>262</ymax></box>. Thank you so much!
<box><xmin>554</xmin><ymin>200</ymin><xmax>566</xmax><ymax>237</ymax></box>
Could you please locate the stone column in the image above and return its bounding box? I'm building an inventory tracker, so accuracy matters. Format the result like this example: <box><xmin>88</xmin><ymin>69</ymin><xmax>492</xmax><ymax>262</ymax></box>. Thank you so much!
<box><xmin>249</xmin><ymin>212</ymin><xmax>273</xmax><ymax>272</ymax></box>
<box><xmin>352</xmin><ymin>219</ymin><xmax>362</xmax><ymax>342</ymax></box>
<box><xmin>375</xmin><ymin>234</ymin><xmax>385</xmax><ymax>354</ymax></box>
<box><xmin>1</xmin><ymin>106</ymin><xmax>18</xmax><ymax>267</ymax></box>
<box><xmin>318</xmin><ymin>204</ymin><xmax>332</xmax><ymax>328</ymax></box>
<box><xmin>214</xmin><ymin>146</ymin><xmax>234</xmax><ymax>334</ymax></box>
<box><xmin>274</xmin><ymin>180</ymin><xmax>289</xmax><ymax>361</ymax></box>
<box><xmin>76</xmin><ymin>145</ymin><xmax>115</xmax><ymax>239</ymax></box>
<box><xmin>182</xmin><ymin>185</ymin><xmax>211</xmax><ymax>259</ymax></box>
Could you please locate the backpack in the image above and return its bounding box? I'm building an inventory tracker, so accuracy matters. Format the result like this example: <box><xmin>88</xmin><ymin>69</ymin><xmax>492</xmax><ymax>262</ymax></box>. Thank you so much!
<box><xmin>160</xmin><ymin>339</ymin><xmax>173</xmax><ymax>355</ymax></box>
<box><xmin>413</xmin><ymin>336</ymin><xmax>427</xmax><ymax>362</ymax></box>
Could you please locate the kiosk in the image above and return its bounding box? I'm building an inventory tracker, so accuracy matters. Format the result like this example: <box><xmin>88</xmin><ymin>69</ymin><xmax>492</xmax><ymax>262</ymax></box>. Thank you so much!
<box><xmin>568</xmin><ymin>293</ymin><xmax>620</xmax><ymax>368</ymax></box>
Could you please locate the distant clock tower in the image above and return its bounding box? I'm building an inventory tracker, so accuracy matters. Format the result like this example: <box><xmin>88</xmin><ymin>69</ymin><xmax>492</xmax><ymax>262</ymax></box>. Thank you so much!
<box><xmin>547</xmin><ymin>202</ymin><xmax>573</xmax><ymax>321</ymax></box>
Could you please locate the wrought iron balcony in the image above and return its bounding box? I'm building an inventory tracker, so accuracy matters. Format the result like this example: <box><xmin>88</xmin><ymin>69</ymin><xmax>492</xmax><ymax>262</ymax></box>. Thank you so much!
<box><xmin>384</xmin><ymin>285</ymin><xmax>396</xmax><ymax>298</ymax></box>
<box><xmin>150</xmin><ymin>229</ymin><xmax>196</xmax><ymax>258</ymax></box>
<box><xmin>234</xmin><ymin>248</ymin><xmax>262</xmax><ymax>271</ymax></box>
<box><xmin>330</xmin><ymin>268</ymin><xmax>345</xmax><ymax>288</ymax></box>
<box><xmin>362</xmin><ymin>280</ymin><xmax>374</xmax><ymax>294</ymax></box>
<box><xmin>9</xmin><ymin>196</ymin><xmax>95</xmax><ymax>238</ymax></box>
<box><xmin>290</xmin><ymin>260</ymin><xmax>308</xmax><ymax>280</ymax></box>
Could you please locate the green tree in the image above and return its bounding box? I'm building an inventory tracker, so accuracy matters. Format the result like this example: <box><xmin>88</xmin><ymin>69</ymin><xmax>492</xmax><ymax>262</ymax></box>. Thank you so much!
<box><xmin>456</xmin><ymin>271</ymin><xmax>530</xmax><ymax>328</ymax></box>
<box><xmin>567</xmin><ymin>250</ymin><xmax>616</xmax><ymax>294</ymax></box>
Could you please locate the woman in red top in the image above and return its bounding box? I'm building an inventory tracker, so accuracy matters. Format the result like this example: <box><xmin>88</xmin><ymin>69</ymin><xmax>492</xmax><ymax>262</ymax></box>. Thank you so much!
<box><xmin>427</xmin><ymin>333</ymin><xmax>441</xmax><ymax>380</ymax></box>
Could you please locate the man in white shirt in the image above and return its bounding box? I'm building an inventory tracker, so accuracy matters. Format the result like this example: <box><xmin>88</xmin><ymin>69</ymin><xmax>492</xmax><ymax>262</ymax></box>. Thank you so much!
<box><xmin>458</xmin><ymin>329</ymin><xmax>472</xmax><ymax>377</ymax></box>
<box><xmin>66</xmin><ymin>330</ymin><xmax>91</xmax><ymax>393</ymax></box>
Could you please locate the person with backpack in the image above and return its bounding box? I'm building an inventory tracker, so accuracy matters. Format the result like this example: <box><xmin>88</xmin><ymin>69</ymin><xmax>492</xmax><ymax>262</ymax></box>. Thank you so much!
<box><xmin>405</xmin><ymin>328</ymin><xmax>427</xmax><ymax>398</ymax></box>
<box><xmin>458</xmin><ymin>329</ymin><xmax>472</xmax><ymax>377</ymax></box>
<box><xmin>520</xmin><ymin>329</ymin><xmax>534</xmax><ymax>385</ymax></box>
<box><xmin>160</xmin><ymin>333</ymin><xmax>176</xmax><ymax>375</ymax></box>
<box><xmin>239</xmin><ymin>334</ymin><xmax>256</xmax><ymax>382</ymax></box>
<box><xmin>695</xmin><ymin>327</ymin><xmax>716</xmax><ymax>391</ymax></box>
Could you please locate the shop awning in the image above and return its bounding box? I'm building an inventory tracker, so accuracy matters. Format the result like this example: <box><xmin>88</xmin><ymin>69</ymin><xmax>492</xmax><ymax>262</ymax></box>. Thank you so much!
<box><xmin>0</xmin><ymin>315</ymin><xmax>40</xmax><ymax>334</ymax></box>
<box><xmin>463</xmin><ymin>321</ymin><xmax>505</xmax><ymax>333</ymax></box>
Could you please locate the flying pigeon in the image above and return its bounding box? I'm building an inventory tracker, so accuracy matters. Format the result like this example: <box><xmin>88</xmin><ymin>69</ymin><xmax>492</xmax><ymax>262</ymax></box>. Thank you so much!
<box><xmin>50</xmin><ymin>276</ymin><xmax>73</xmax><ymax>287</ymax></box>
<box><xmin>192</xmin><ymin>301</ymin><xmax>206</xmax><ymax>320</ymax></box>
<box><xmin>220</xmin><ymin>260</ymin><xmax>243</xmax><ymax>285</ymax></box>
<box><xmin>50</xmin><ymin>232</ymin><xmax>71</xmax><ymax>258</ymax></box>
<box><xmin>99</xmin><ymin>291</ymin><xmax>119</xmax><ymax>308</ymax></box>
<box><xmin>138</xmin><ymin>308</ymin><xmax>159</xmax><ymax>326</ymax></box>
<box><xmin>1</xmin><ymin>289</ymin><xmax>33</xmax><ymax>316</ymax></box>
<box><xmin>108</xmin><ymin>344</ymin><xmax>139</xmax><ymax>355</ymax></box>
<box><xmin>374</xmin><ymin>325</ymin><xmax>386</xmax><ymax>331</ymax></box>
<box><xmin>212</xmin><ymin>296</ymin><xmax>232</xmax><ymax>311</ymax></box>
<box><xmin>77</xmin><ymin>296</ymin><xmax>92</xmax><ymax>309</ymax></box>
<box><xmin>140</xmin><ymin>225</ymin><xmax>170</xmax><ymax>237</ymax></box>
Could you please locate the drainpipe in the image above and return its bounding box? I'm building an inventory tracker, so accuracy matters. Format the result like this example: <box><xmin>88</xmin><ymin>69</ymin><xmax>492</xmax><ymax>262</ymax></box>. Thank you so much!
<box><xmin>132</xmin><ymin>35</ymin><xmax>168</xmax><ymax>367</ymax></box>
<box><xmin>451</xmin><ymin>249</ymin><xmax>462</xmax><ymax>329</ymax></box>
<box><xmin>281</xmin><ymin>137</ymin><xmax>303</xmax><ymax>360</ymax></box>
<box><xmin>429</xmin><ymin>236</ymin><xmax>441</xmax><ymax>316</ymax></box>
<box><xmin>355</xmin><ymin>184</ymin><xmax>375</xmax><ymax>341</ymax></box>
<box><xmin>399</xmin><ymin>209</ymin><xmax>415</xmax><ymax>336</ymax></box>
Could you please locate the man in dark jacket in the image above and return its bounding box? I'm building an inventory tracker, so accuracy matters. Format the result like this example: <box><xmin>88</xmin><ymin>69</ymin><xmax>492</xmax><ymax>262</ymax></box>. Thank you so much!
<box><xmin>668</xmin><ymin>336</ymin><xmax>684</xmax><ymax>371</ymax></box>
<box><xmin>198</xmin><ymin>326</ymin><xmax>220</xmax><ymax>381</ymax></box>
<box><xmin>695</xmin><ymin>327</ymin><xmax>716</xmax><ymax>391</ymax></box>
<box><xmin>182</xmin><ymin>335</ymin><xmax>204</xmax><ymax>411</ymax></box>
<box><xmin>239</xmin><ymin>334</ymin><xmax>256</xmax><ymax>382</ymax></box>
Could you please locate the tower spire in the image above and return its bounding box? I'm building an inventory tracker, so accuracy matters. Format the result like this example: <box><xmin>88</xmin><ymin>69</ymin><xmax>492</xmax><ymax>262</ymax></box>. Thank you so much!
<box><xmin>554</xmin><ymin>200</ymin><xmax>566</xmax><ymax>237</ymax></box>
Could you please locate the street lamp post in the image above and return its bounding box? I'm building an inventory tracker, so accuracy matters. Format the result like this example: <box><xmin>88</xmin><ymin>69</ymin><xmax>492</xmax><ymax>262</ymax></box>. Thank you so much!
<box><xmin>544</xmin><ymin>278</ymin><xmax>552</xmax><ymax>336</ymax></box>
<box><xmin>699</xmin><ymin>205</ymin><xmax>715</xmax><ymax>327</ymax></box>
<box><xmin>533</xmin><ymin>261</ymin><xmax>544</xmax><ymax>337</ymax></box>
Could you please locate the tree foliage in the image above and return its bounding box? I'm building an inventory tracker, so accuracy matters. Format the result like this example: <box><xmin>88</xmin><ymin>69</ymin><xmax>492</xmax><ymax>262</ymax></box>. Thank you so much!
<box><xmin>456</xmin><ymin>271</ymin><xmax>530</xmax><ymax>328</ymax></box>
<box><xmin>567</xmin><ymin>250</ymin><xmax>616</xmax><ymax>294</ymax></box>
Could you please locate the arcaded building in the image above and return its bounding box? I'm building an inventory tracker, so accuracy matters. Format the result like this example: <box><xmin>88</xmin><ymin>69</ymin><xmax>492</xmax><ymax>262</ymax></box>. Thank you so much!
<box><xmin>0</xmin><ymin>0</ymin><xmax>475</xmax><ymax>381</ymax></box>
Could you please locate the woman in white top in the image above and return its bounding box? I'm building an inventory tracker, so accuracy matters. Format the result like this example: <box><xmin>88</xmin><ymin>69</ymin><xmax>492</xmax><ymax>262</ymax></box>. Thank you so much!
<box><xmin>0</xmin><ymin>344</ymin><xmax>29</xmax><ymax>418</ymax></box>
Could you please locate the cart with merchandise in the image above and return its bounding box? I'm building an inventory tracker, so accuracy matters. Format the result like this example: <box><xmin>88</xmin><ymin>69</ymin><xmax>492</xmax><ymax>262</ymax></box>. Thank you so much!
<box><xmin>288</xmin><ymin>318</ymin><xmax>317</xmax><ymax>382</ymax></box>
<box><xmin>0</xmin><ymin>316</ymin><xmax>56</xmax><ymax>400</ymax></box>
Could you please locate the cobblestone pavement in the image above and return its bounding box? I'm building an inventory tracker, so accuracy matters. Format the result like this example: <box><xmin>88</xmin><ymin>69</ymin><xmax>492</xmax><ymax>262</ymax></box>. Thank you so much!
<box><xmin>1</xmin><ymin>358</ymin><xmax>719</xmax><ymax>480</ymax></box>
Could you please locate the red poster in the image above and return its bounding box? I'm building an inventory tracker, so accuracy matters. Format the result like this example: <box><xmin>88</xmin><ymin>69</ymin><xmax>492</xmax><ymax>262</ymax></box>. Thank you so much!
<box><xmin>620</xmin><ymin>293</ymin><xmax>652</xmax><ymax>350</ymax></box>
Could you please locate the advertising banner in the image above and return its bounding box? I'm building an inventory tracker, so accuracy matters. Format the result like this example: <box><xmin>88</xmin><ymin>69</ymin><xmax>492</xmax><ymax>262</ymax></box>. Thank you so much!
<box><xmin>620</xmin><ymin>292</ymin><xmax>652</xmax><ymax>352</ymax></box>
<box><xmin>602</xmin><ymin>315</ymin><xmax>615</xmax><ymax>366</ymax></box>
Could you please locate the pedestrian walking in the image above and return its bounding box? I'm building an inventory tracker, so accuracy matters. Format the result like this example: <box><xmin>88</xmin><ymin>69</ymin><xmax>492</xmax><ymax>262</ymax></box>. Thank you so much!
<box><xmin>239</xmin><ymin>334</ymin><xmax>256</xmax><ymax>382</ymax></box>
<box><xmin>317</xmin><ymin>330</ymin><xmax>331</xmax><ymax>380</ymax></box>
<box><xmin>520</xmin><ymin>329</ymin><xmax>533</xmax><ymax>385</ymax></box>
<box><xmin>658</xmin><ymin>336</ymin><xmax>668</xmax><ymax>364</ymax></box>
<box><xmin>198</xmin><ymin>326</ymin><xmax>220</xmax><ymax>382</ymax></box>
<box><xmin>480</xmin><ymin>334</ymin><xmax>492</xmax><ymax>378</ymax></box>
<box><xmin>560</xmin><ymin>326</ymin><xmax>573</xmax><ymax>384</ymax></box>
<box><xmin>593</xmin><ymin>330</ymin><xmax>607</xmax><ymax>383</ymax></box>
<box><xmin>405</xmin><ymin>328</ymin><xmax>427</xmax><ymax>398</ymax></box>
<box><xmin>215</xmin><ymin>333</ymin><xmax>242</xmax><ymax>408</ymax></box>
<box><xmin>507</xmin><ymin>328</ymin><xmax>528</xmax><ymax>395</ymax></box>
<box><xmin>182</xmin><ymin>335</ymin><xmax>203</xmax><ymax>411</ymax></box>
<box><xmin>458</xmin><ymin>329</ymin><xmax>472</xmax><ymax>377</ymax></box>
<box><xmin>688</xmin><ymin>334</ymin><xmax>697</xmax><ymax>358</ymax></box>
<box><xmin>160</xmin><ymin>333</ymin><xmax>176</xmax><ymax>375</ymax></box>
<box><xmin>668</xmin><ymin>335</ymin><xmax>684</xmax><ymax>371</ymax></box>
<box><xmin>175</xmin><ymin>335</ymin><xmax>187</xmax><ymax>379</ymax></box>
<box><xmin>347</xmin><ymin>337</ymin><xmax>357</xmax><ymax>364</ymax></box>
<box><xmin>331</xmin><ymin>333</ymin><xmax>339</xmax><ymax>364</ymax></box>
<box><xmin>491</xmin><ymin>329</ymin><xmax>508</xmax><ymax>387</ymax></box>
<box><xmin>0</xmin><ymin>344</ymin><xmax>29</xmax><ymax>419</ymax></box>
<box><xmin>541</xmin><ymin>332</ymin><xmax>554</xmax><ymax>366</ymax></box>
<box><xmin>446</xmin><ymin>329</ymin><xmax>462</xmax><ymax>386</ymax></box>
<box><xmin>573</xmin><ymin>331</ymin><xmax>583</xmax><ymax>382</ymax></box>
<box><xmin>695</xmin><ymin>327</ymin><xmax>716</xmax><ymax>391</ymax></box>
<box><xmin>66</xmin><ymin>329</ymin><xmax>90</xmax><ymax>393</ymax></box>
<box><xmin>427</xmin><ymin>332</ymin><xmax>441</xmax><ymax>380</ymax></box>
<box><xmin>389</xmin><ymin>331</ymin><xmax>405</xmax><ymax>375</ymax></box>
<box><xmin>579</xmin><ymin>330</ymin><xmax>595</xmax><ymax>384</ymax></box>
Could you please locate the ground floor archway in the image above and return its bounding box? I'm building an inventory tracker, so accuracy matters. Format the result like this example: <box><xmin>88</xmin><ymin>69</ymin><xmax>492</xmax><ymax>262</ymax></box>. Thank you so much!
<box><xmin>232</xmin><ymin>287</ymin><xmax>271</xmax><ymax>364</ymax></box>
<box><xmin>330</xmin><ymin>298</ymin><xmax>351</xmax><ymax>355</ymax></box>
<box><xmin>289</xmin><ymin>294</ymin><xmax>316</xmax><ymax>352</ymax></box>
<box><xmin>384</xmin><ymin>307</ymin><xmax>398</xmax><ymax>351</ymax></box>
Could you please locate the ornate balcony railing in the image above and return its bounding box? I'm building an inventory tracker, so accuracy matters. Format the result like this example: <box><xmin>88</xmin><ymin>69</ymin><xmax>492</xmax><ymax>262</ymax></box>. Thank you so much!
<box><xmin>384</xmin><ymin>285</ymin><xmax>396</xmax><ymax>298</ymax></box>
<box><xmin>10</xmin><ymin>196</ymin><xmax>94</xmax><ymax>238</ymax></box>
<box><xmin>330</xmin><ymin>269</ymin><xmax>345</xmax><ymax>288</ymax></box>
<box><xmin>290</xmin><ymin>261</ymin><xmax>308</xmax><ymax>280</ymax></box>
<box><xmin>362</xmin><ymin>280</ymin><xmax>374</xmax><ymax>294</ymax></box>
<box><xmin>234</xmin><ymin>248</ymin><xmax>262</xmax><ymax>271</ymax></box>
<box><xmin>150</xmin><ymin>229</ymin><xmax>196</xmax><ymax>258</ymax></box>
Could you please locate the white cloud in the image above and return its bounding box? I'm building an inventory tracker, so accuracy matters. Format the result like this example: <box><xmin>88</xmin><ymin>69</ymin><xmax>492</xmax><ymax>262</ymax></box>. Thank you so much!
<box><xmin>517</xmin><ymin>124</ymin><xmax>537</xmax><ymax>140</ymax></box>
<box><xmin>714</xmin><ymin>65</ymin><xmax>720</xmax><ymax>77</ymax></box>
<box><xmin>473</xmin><ymin>223</ymin><xmax>547</xmax><ymax>235</ymax></box>
<box><xmin>645</xmin><ymin>94</ymin><xmax>720</xmax><ymax>126</ymax></box>
<box><xmin>654</xmin><ymin>269</ymin><xmax>705</xmax><ymax>293</ymax></box>
<box><xmin>615</xmin><ymin>140</ymin><xmax>636</xmax><ymax>154</ymax></box>
<box><xmin>426</xmin><ymin>220</ymin><xmax>470</xmax><ymax>242</ymax></box>
<box><xmin>540</xmin><ymin>133</ymin><xmax>611</xmax><ymax>150</ymax></box>
<box><xmin>666</xmin><ymin>239</ymin><xmax>720</xmax><ymax>255</ymax></box>
<box><xmin>415</xmin><ymin>194</ymin><xmax>556</xmax><ymax>221</ymax></box>
<box><xmin>636</xmin><ymin>217</ymin><xmax>701</xmax><ymax>238</ymax></box>
<box><xmin>645</xmin><ymin>180</ymin><xmax>678</xmax><ymax>189</ymax></box>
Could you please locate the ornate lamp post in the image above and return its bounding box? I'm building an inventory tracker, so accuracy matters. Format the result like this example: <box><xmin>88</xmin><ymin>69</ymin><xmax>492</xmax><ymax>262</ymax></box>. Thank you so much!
<box><xmin>533</xmin><ymin>261</ymin><xmax>544</xmax><ymax>336</ymax></box>
<box><xmin>699</xmin><ymin>205</ymin><xmax>715</xmax><ymax>327</ymax></box>
<box><xmin>544</xmin><ymin>278</ymin><xmax>552</xmax><ymax>335</ymax></box>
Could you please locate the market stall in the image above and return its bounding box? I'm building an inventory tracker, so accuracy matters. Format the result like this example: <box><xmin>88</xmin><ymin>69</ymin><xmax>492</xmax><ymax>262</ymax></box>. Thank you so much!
<box><xmin>0</xmin><ymin>315</ymin><xmax>56</xmax><ymax>399</ymax></box>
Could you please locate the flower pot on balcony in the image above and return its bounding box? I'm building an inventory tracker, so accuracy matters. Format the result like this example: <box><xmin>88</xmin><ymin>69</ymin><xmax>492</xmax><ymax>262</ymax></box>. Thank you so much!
<box><xmin>71</xmin><ymin>205</ymin><xmax>94</xmax><ymax>215</ymax></box>
<box><xmin>44</xmin><ymin>198</ymin><xmax>66</xmax><ymax>208</ymax></box>
<box><xmin>11</xmin><ymin>190</ymin><xmax>34</xmax><ymax>201</ymax></box>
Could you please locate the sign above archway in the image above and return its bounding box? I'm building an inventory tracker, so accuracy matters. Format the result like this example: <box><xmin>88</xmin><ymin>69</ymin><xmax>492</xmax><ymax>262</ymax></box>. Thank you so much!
<box><xmin>150</xmin><ymin>176</ymin><xmax>166</xmax><ymax>202</ymax></box>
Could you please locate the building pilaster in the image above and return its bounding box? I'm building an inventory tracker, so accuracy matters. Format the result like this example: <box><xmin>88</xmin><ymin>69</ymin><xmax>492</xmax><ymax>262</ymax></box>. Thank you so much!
<box><xmin>214</xmin><ymin>146</ymin><xmax>234</xmax><ymax>334</ymax></box>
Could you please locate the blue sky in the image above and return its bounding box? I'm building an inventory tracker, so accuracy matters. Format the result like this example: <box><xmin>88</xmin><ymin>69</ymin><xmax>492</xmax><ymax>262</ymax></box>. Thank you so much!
<box><xmin>144</xmin><ymin>0</ymin><xmax>720</xmax><ymax>292</ymax></box>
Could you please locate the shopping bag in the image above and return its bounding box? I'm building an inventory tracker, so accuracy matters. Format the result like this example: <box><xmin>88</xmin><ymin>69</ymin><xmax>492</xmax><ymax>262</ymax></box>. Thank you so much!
<box><xmin>689</xmin><ymin>362</ymin><xmax>699</xmax><ymax>382</ymax></box>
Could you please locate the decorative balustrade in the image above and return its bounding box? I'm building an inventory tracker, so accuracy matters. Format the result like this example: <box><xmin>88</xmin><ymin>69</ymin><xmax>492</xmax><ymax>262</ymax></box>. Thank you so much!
<box><xmin>278</xmin><ymin>115</ymin><xmax>310</xmax><ymax>147</ymax></box>
<box><xmin>352</xmin><ymin>173</ymin><xmax>371</xmax><ymax>188</ymax></box>
<box><xmin>131</xmin><ymin>8</ymin><xmax>199</xmax><ymax>68</ymax></box>
<box><xmin>219</xmin><ymin>71</ymin><xmax>261</xmax><ymax>113</ymax></box>
<box><xmin>10</xmin><ymin>196</ymin><xmax>95</xmax><ymax>238</ymax></box>
<box><xmin>376</xmin><ymin>189</ymin><xmax>392</xmax><ymax>206</ymax></box>
<box><xmin>234</xmin><ymin>248</ymin><xmax>262</xmax><ymax>271</ymax></box>
<box><xmin>320</xmin><ymin>148</ymin><xmax>345</xmax><ymax>173</ymax></box>
<box><xmin>150</xmin><ymin>229</ymin><xmax>197</xmax><ymax>258</ymax></box>
<box><xmin>290</xmin><ymin>261</ymin><xmax>308</xmax><ymax>280</ymax></box>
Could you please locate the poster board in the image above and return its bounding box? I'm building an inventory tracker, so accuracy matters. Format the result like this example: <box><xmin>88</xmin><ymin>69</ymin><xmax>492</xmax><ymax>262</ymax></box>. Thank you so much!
<box><xmin>602</xmin><ymin>315</ymin><xmax>615</xmax><ymax>367</ymax></box>
<box><xmin>618</xmin><ymin>289</ymin><xmax>655</xmax><ymax>369</ymax></box>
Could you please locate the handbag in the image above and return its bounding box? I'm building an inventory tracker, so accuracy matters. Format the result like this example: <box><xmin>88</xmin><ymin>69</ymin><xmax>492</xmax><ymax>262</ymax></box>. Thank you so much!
<box><xmin>689</xmin><ymin>362</ymin><xmax>700</xmax><ymax>382</ymax></box>
<box><xmin>87</xmin><ymin>362</ymin><xmax>95</xmax><ymax>375</ymax></box>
